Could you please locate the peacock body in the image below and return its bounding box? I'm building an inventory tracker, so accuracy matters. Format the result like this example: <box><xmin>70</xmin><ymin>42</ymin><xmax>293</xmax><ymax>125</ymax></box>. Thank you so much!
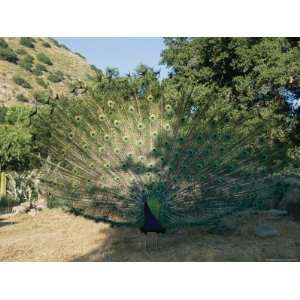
<box><xmin>33</xmin><ymin>84</ymin><xmax>287</xmax><ymax>232</ymax></box>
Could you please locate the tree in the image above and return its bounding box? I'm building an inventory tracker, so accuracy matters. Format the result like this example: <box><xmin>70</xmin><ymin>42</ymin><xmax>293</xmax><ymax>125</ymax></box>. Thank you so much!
<box><xmin>0</xmin><ymin>105</ymin><xmax>37</xmax><ymax>199</ymax></box>
<box><xmin>161</xmin><ymin>37</ymin><xmax>300</xmax><ymax>175</ymax></box>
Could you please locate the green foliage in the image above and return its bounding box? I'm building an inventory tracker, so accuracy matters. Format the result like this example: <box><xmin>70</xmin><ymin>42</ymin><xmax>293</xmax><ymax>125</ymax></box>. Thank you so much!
<box><xmin>42</xmin><ymin>41</ymin><xmax>51</xmax><ymax>48</ymax></box>
<box><xmin>15</xmin><ymin>48</ymin><xmax>27</xmax><ymax>55</ymax></box>
<box><xmin>161</xmin><ymin>37</ymin><xmax>300</xmax><ymax>175</ymax></box>
<box><xmin>75</xmin><ymin>52</ymin><xmax>86</xmax><ymax>60</ymax></box>
<box><xmin>48</xmin><ymin>38</ymin><xmax>60</xmax><ymax>47</ymax></box>
<box><xmin>32</xmin><ymin>63</ymin><xmax>47</xmax><ymax>76</ymax></box>
<box><xmin>18</xmin><ymin>54</ymin><xmax>34</xmax><ymax>72</ymax></box>
<box><xmin>47</xmin><ymin>71</ymin><xmax>64</xmax><ymax>83</ymax></box>
<box><xmin>20</xmin><ymin>37</ymin><xmax>35</xmax><ymax>48</ymax></box>
<box><xmin>0</xmin><ymin>38</ymin><xmax>8</xmax><ymax>49</ymax></box>
<box><xmin>0</xmin><ymin>48</ymin><xmax>18</xmax><ymax>64</ymax></box>
<box><xmin>60</xmin><ymin>44</ymin><xmax>70</xmax><ymax>51</ymax></box>
<box><xmin>0</xmin><ymin>195</ymin><xmax>19</xmax><ymax>210</ymax></box>
<box><xmin>0</xmin><ymin>105</ymin><xmax>43</xmax><ymax>172</ymax></box>
<box><xmin>16</xmin><ymin>94</ymin><xmax>29</xmax><ymax>102</ymax></box>
<box><xmin>33</xmin><ymin>90</ymin><xmax>50</xmax><ymax>104</ymax></box>
<box><xmin>35</xmin><ymin>77</ymin><xmax>48</xmax><ymax>88</ymax></box>
<box><xmin>36</xmin><ymin>53</ymin><xmax>53</xmax><ymax>65</ymax></box>
<box><xmin>13</xmin><ymin>75</ymin><xmax>31</xmax><ymax>89</ymax></box>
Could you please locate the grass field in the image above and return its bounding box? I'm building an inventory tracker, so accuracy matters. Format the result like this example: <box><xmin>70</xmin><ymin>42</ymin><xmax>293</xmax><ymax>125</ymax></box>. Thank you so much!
<box><xmin>0</xmin><ymin>209</ymin><xmax>300</xmax><ymax>261</ymax></box>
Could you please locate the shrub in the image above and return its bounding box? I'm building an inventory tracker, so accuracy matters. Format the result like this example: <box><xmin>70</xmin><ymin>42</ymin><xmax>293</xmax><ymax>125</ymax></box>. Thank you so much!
<box><xmin>18</xmin><ymin>54</ymin><xmax>34</xmax><ymax>72</ymax></box>
<box><xmin>60</xmin><ymin>44</ymin><xmax>70</xmax><ymax>51</ymax></box>
<box><xmin>36</xmin><ymin>53</ymin><xmax>52</xmax><ymax>65</ymax></box>
<box><xmin>32</xmin><ymin>63</ymin><xmax>47</xmax><ymax>76</ymax></box>
<box><xmin>48</xmin><ymin>38</ymin><xmax>60</xmax><ymax>47</ymax></box>
<box><xmin>42</xmin><ymin>41</ymin><xmax>51</xmax><ymax>48</ymax></box>
<box><xmin>0</xmin><ymin>48</ymin><xmax>18</xmax><ymax>64</ymax></box>
<box><xmin>15</xmin><ymin>48</ymin><xmax>27</xmax><ymax>55</ymax></box>
<box><xmin>16</xmin><ymin>94</ymin><xmax>29</xmax><ymax>102</ymax></box>
<box><xmin>75</xmin><ymin>52</ymin><xmax>86</xmax><ymax>60</ymax></box>
<box><xmin>20</xmin><ymin>37</ymin><xmax>35</xmax><ymax>48</ymax></box>
<box><xmin>33</xmin><ymin>90</ymin><xmax>50</xmax><ymax>104</ymax></box>
<box><xmin>13</xmin><ymin>75</ymin><xmax>31</xmax><ymax>89</ymax></box>
<box><xmin>35</xmin><ymin>77</ymin><xmax>48</xmax><ymax>88</ymax></box>
<box><xmin>48</xmin><ymin>71</ymin><xmax>64</xmax><ymax>83</ymax></box>
<box><xmin>0</xmin><ymin>38</ymin><xmax>8</xmax><ymax>49</ymax></box>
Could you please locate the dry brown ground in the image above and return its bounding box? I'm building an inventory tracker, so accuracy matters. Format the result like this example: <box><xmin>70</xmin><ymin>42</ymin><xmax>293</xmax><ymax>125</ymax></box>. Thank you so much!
<box><xmin>0</xmin><ymin>209</ymin><xmax>300</xmax><ymax>262</ymax></box>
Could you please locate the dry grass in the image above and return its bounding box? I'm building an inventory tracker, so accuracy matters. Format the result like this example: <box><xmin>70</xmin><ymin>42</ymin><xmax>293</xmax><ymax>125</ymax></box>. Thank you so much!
<box><xmin>0</xmin><ymin>209</ymin><xmax>300</xmax><ymax>261</ymax></box>
<box><xmin>0</xmin><ymin>37</ymin><xmax>94</xmax><ymax>106</ymax></box>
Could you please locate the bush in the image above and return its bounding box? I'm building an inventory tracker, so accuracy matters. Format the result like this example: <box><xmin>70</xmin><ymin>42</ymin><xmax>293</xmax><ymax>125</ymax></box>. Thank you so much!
<box><xmin>13</xmin><ymin>75</ymin><xmax>31</xmax><ymax>89</ymax></box>
<box><xmin>15</xmin><ymin>48</ymin><xmax>27</xmax><ymax>55</ymax></box>
<box><xmin>18</xmin><ymin>54</ymin><xmax>34</xmax><ymax>72</ymax></box>
<box><xmin>60</xmin><ymin>44</ymin><xmax>70</xmax><ymax>51</ymax></box>
<box><xmin>48</xmin><ymin>38</ymin><xmax>60</xmax><ymax>47</ymax></box>
<box><xmin>32</xmin><ymin>63</ymin><xmax>47</xmax><ymax>76</ymax></box>
<box><xmin>75</xmin><ymin>52</ymin><xmax>86</xmax><ymax>60</ymax></box>
<box><xmin>36</xmin><ymin>53</ymin><xmax>52</xmax><ymax>65</ymax></box>
<box><xmin>0</xmin><ymin>38</ymin><xmax>8</xmax><ymax>49</ymax></box>
<box><xmin>48</xmin><ymin>71</ymin><xmax>64</xmax><ymax>83</ymax></box>
<box><xmin>16</xmin><ymin>94</ymin><xmax>29</xmax><ymax>102</ymax></box>
<box><xmin>0</xmin><ymin>195</ymin><xmax>19</xmax><ymax>211</ymax></box>
<box><xmin>33</xmin><ymin>90</ymin><xmax>50</xmax><ymax>104</ymax></box>
<box><xmin>0</xmin><ymin>48</ymin><xmax>18</xmax><ymax>64</ymax></box>
<box><xmin>35</xmin><ymin>77</ymin><xmax>48</xmax><ymax>88</ymax></box>
<box><xmin>42</xmin><ymin>41</ymin><xmax>51</xmax><ymax>48</ymax></box>
<box><xmin>20</xmin><ymin>37</ymin><xmax>35</xmax><ymax>48</ymax></box>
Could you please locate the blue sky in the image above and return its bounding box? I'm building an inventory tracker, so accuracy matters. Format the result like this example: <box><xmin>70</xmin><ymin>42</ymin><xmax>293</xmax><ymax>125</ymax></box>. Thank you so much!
<box><xmin>55</xmin><ymin>37</ymin><xmax>169</xmax><ymax>78</ymax></box>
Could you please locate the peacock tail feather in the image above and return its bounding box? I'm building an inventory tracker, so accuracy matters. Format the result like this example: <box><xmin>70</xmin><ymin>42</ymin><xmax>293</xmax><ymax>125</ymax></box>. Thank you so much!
<box><xmin>32</xmin><ymin>85</ymin><xmax>288</xmax><ymax>228</ymax></box>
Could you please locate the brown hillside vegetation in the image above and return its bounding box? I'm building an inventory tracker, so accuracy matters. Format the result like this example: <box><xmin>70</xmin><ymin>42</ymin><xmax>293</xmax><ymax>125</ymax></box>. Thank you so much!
<box><xmin>0</xmin><ymin>209</ymin><xmax>300</xmax><ymax>261</ymax></box>
<box><xmin>0</xmin><ymin>37</ymin><xmax>95</xmax><ymax>106</ymax></box>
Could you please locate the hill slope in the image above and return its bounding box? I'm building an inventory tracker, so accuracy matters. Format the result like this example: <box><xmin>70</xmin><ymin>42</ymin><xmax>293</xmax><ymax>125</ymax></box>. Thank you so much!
<box><xmin>0</xmin><ymin>37</ymin><xmax>95</xmax><ymax>106</ymax></box>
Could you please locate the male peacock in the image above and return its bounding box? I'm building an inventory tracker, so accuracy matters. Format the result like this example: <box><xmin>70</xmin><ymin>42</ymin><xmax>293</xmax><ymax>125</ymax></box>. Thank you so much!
<box><xmin>32</xmin><ymin>83</ymin><xmax>288</xmax><ymax>233</ymax></box>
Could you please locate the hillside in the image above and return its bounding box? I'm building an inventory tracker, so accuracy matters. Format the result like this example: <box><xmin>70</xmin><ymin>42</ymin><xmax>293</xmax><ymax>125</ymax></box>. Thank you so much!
<box><xmin>0</xmin><ymin>37</ymin><xmax>96</xmax><ymax>106</ymax></box>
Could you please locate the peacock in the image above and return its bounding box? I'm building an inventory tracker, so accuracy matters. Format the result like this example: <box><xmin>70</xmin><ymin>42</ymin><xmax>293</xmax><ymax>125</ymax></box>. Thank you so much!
<box><xmin>31</xmin><ymin>82</ymin><xmax>288</xmax><ymax>234</ymax></box>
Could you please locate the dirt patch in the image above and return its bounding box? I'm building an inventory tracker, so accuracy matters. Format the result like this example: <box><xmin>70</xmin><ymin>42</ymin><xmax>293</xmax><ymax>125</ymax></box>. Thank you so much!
<box><xmin>0</xmin><ymin>209</ymin><xmax>300</xmax><ymax>261</ymax></box>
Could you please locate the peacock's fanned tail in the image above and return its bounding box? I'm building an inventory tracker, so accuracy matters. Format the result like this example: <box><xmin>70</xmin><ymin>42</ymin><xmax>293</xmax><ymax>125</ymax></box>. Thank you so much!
<box><xmin>32</xmin><ymin>90</ymin><xmax>287</xmax><ymax>227</ymax></box>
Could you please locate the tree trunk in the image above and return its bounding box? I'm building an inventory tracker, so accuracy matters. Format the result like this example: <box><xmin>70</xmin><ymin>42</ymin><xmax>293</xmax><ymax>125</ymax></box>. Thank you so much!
<box><xmin>0</xmin><ymin>171</ymin><xmax>7</xmax><ymax>199</ymax></box>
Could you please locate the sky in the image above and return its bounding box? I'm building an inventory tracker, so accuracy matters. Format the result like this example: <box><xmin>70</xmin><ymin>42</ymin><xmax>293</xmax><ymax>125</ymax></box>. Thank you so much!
<box><xmin>55</xmin><ymin>37</ymin><xmax>169</xmax><ymax>78</ymax></box>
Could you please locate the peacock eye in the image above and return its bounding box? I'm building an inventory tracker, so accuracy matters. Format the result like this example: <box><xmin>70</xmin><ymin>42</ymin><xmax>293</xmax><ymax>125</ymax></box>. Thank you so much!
<box><xmin>137</xmin><ymin>122</ymin><xmax>144</xmax><ymax>130</ymax></box>
<box><xmin>149</xmin><ymin>114</ymin><xmax>156</xmax><ymax>121</ymax></box>
<box><xmin>148</xmin><ymin>163</ymin><xmax>153</xmax><ymax>168</ymax></box>
<box><xmin>164</xmin><ymin>123</ymin><xmax>171</xmax><ymax>131</ymax></box>
<box><xmin>90</xmin><ymin>130</ymin><xmax>96</xmax><ymax>138</ymax></box>
<box><xmin>152</xmin><ymin>131</ymin><xmax>158</xmax><ymax>137</ymax></box>
<box><xmin>105</xmin><ymin>162</ymin><xmax>111</xmax><ymax>168</ymax></box>
<box><xmin>122</xmin><ymin>136</ymin><xmax>128</xmax><ymax>143</ymax></box>
<box><xmin>114</xmin><ymin>148</ymin><xmax>120</xmax><ymax>154</ymax></box>
<box><xmin>139</xmin><ymin>155</ymin><xmax>145</xmax><ymax>161</ymax></box>
<box><xmin>104</xmin><ymin>134</ymin><xmax>110</xmax><ymax>141</ymax></box>
<box><xmin>68</xmin><ymin>132</ymin><xmax>74</xmax><ymax>139</ymax></box>
<box><xmin>127</xmin><ymin>152</ymin><xmax>133</xmax><ymax>158</ymax></box>
<box><xmin>89</xmin><ymin>163</ymin><xmax>94</xmax><ymax>168</ymax></box>
<box><xmin>165</xmin><ymin>104</ymin><xmax>172</xmax><ymax>112</ymax></box>
<box><xmin>100</xmin><ymin>176</ymin><xmax>105</xmax><ymax>181</ymax></box>
<box><xmin>152</xmin><ymin>147</ymin><xmax>157</xmax><ymax>152</ymax></box>
<box><xmin>114</xmin><ymin>177</ymin><xmax>120</xmax><ymax>182</ymax></box>
<box><xmin>147</xmin><ymin>95</ymin><xmax>153</xmax><ymax>101</ymax></box>
<box><xmin>75</xmin><ymin>115</ymin><xmax>81</xmax><ymax>122</ymax></box>
<box><xmin>83</xmin><ymin>143</ymin><xmax>88</xmax><ymax>150</ymax></box>
<box><xmin>114</xmin><ymin>120</ymin><xmax>120</xmax><ymax>127</ymax></box>
<box><xmin>137</xmin><ymin>140</ymin><xmax>143</xmax><ymax>146</ymax></box>
<box><xmin>98</xmin><ymin>146</ymin><xmax>105</xmax><ymax>153</ymax></box>
<box><xmin>160</xmin><ymin>157</ymin><xmax>164</xmax><ymax>161</ymax></box>
<box><xmin>128</xmin><ymin>106</ymin><xmax>135</xmax><ymax>113</ymax></box>
<box><xmin>107</xmin><ymin>100</ymin><xmax>115</xmax><ymax>108</ymax></box>
<box><xmin>98</xmin><ymin>114</ymin><xmax>105</xmax><ymax>121</ymax></box>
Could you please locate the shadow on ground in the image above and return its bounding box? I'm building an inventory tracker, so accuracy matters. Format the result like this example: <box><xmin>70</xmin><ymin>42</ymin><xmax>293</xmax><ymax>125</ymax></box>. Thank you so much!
<box><xmin>72</xmin><ymin>217</ymin><xmax>300</xmax><ymax>262</ymax></box>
